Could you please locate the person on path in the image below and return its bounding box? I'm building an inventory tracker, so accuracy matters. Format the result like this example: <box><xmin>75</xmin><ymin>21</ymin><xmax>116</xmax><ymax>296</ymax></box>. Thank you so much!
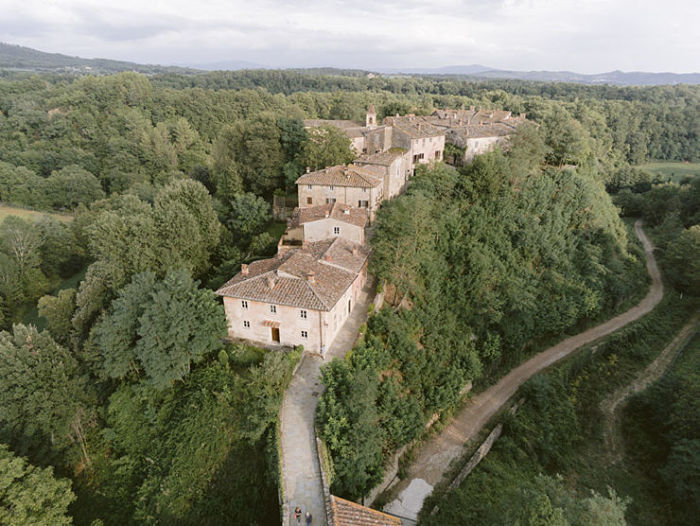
<box><xmin>305</xmin><ymin>511</ymin><xmax>312</xmax><ymax>525</ymax></box>
<box><xmin>294</xmin><ymin>506</ymin><xmax>302</xmax><ymax>524</ymax></box>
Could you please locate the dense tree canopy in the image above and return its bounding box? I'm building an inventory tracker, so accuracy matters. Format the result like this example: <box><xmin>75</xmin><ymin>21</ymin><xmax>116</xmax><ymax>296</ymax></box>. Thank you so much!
<box><xmin>90</xmin><ymin>270</ymin><xmax>227</xmax><ymax>389</ymax></box>
<box><xmin>319</xmin><ymin>130</ymin><xmax>648</xmax><ymax>499</ymax></box>
<box><xmin>0</xmin><ymin>444</ymin><xmax>75</xmax><ymax>526</ymax></box>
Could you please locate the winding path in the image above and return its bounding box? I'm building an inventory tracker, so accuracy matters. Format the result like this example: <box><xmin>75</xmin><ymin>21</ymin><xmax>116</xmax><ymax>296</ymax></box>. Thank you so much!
<box><xmin>600</xmin><ymin>314</ymin><xmax>699</xmax><ymax>464</ymax></box>
<box><xmin>383</xmin><ymin>220</ymin><xmax>665</xmax><ymax>520</ymax></box>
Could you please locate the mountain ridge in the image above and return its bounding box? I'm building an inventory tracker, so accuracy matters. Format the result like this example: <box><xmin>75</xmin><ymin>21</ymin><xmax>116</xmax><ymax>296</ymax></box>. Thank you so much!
<box><xmin>1</xmin><ymin>42</ymin><xmax>698</xmax><ymax>85</ymax></box>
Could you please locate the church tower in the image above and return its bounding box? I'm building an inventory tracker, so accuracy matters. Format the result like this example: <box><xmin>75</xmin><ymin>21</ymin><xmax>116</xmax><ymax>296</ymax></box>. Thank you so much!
<box><xmin>366</xmin><ymin>103</ymin><xmax>377</xmax><ymax>129</ymax></box>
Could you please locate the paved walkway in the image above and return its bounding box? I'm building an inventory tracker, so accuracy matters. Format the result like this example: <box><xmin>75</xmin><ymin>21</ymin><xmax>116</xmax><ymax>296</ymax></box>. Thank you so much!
<box><xmin>383</xmin><ymin>220</ymin><xmax>664</xmax><ymax>520</ymax></box>
<box><xmin>279</xmin><ymin>278</ymin><xmax>376</xmax><ymax>525</ymax></box>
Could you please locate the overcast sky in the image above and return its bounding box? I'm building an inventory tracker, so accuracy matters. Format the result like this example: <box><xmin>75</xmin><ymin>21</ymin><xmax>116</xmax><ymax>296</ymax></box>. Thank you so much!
<box><xmin>0</xmin><ymin>0</ymin><xmax>698</xmax><ymax>73</ymax></box>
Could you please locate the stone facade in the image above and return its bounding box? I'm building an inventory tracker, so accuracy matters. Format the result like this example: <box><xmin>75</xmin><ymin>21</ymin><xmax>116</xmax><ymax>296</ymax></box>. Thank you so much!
<box><xmin>216</xmin><ymin>238</ymin><xmax>369</xmax><ymax>355</ymax></box>
<box><xmin>296</xmin><ymin>164</ymin><xmax>384</xmax><ymax>222</ymax></box>
<box><xmin>221</xmin><ymin>272</ymin><xmax>365</xmax><ymax>354</ymax></box>
<box><xmin>355</xmin><ymin>149</ymin><xmax>411</xmax><ymax>199</ymax></box>
<box><xmin>279</xmin><ymin>203</ymin><xmax>367</xmax><ymax>250</ymax></box>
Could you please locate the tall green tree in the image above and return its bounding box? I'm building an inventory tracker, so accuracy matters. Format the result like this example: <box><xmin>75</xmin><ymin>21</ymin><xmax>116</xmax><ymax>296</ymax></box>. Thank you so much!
<box><xmin>91</xmin><ymin>270</ymin><xmax>227</xmax><ymax>389</ymax></box>
<box><xmin>0</xmin><ymin>444</ymin><xmax>75</xmax><ymax>526</ymax></box>
<box><xmin>298</xmin><ymin>125</ymin><xmax>355</xmax><ymax>171</ymax></box>
<box><xmin>0</xmin><ymin>325</ymin><xmax>94</xmax><ymax>465</ymax></box>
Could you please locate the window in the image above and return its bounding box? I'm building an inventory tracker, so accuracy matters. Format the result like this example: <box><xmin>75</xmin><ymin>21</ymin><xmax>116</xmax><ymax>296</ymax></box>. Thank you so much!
<box><xmin>329</xmin><ymin>185</ymin><xmax>335</xmax><ymax>191</ymax></box>
<box><xmin>333</xmin><ymin>226</ymin><xmax>340</xmax><ymax>235</ymax></box>
<box><xmin>307</xmin><ymin>197</ymin><xmax>313</xmax><ymax>205</ymax></box>
<box><xmin>270</xmin><ymin>305</ymin><xmax>277</xmax><ymax>314</ymax></box>
<box><xmin>243</xmin><ymin>320</ymin><xmax>250</xmax><ymax>329</ymax></box>
<box><xmin>241</xmin><ymin>300</ymin><xmax>248</xmax><ymax>309</ymax></box>
<box><xmin>326</xmin><ymin>198</ymin><xmax>336</xmax><ymax>204</ymax></box>
<box><xmin>301</xmin><ymin>330</ymin><xmax>308</xmax><ymax>339</ymax></box>
<box><xmin>300</xmin><ymin>310</ymin><xmax>307</xmax><ymax>319</ymax></box>
<box><xmin>363</xmin><ymin>187</ymin><xmax>367</xmax><ymax>193</ymax></box>
<box><xmin>358</xmin><ymin>200</ymin><xmax>369</xmax><ymax>208</ymax></box>
<box><xmin>307</xmin><ymin>185</ymin><xmax>312</xmax><ymax>190</ymax></box>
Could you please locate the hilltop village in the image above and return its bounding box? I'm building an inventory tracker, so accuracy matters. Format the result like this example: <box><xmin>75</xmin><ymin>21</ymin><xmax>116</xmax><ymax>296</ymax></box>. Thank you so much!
<box><xmin>216</xmin><ymin>105</ymin><xmax>526</xmax><ymax>354</ymax></box>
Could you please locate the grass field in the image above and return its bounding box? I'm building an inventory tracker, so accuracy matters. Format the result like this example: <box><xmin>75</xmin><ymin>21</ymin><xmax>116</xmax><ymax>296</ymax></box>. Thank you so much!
<box><xmin>637</xmin><ymin>161</ymin><xmax>700</xmax><ymax>182</ymax></box>
<box><xmin>0</xmin><ymin>203</ymin><xmax>73</xmax><ymax>224</ymax></box>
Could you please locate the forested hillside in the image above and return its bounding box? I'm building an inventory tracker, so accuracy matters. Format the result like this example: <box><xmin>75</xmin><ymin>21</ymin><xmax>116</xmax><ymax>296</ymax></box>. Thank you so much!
<box><xmin>0</xmin><ymin>70</ymin><xmax>697</xmax><ymax>524</ymax></box>
<box><xmin>317</xmin><ymin>140</ymin><xmax>648</xmax><ymax>500</ymax></box>
<box><xmin>420</xmin><ymin>183</ymin><xmax>699</xmax><ymax>525</ymax></box>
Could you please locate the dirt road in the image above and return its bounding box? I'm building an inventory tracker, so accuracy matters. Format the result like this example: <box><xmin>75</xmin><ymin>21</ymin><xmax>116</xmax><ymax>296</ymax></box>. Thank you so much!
<box><xmin>382</xmin><ymin>220</ymin><xmax>664</xmax><ymax>519</ymax></box>
<box><xmin>600</xmin><ymin>314</ymin><xmax>698</xmax><ymax>464</ymax></box>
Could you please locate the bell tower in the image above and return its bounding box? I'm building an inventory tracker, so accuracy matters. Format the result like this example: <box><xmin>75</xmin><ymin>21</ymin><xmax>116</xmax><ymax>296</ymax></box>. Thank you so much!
<box><xmin>366</xmin><ymin>103</ymin><xmax>377</xmax><ymax>129</ymax></box>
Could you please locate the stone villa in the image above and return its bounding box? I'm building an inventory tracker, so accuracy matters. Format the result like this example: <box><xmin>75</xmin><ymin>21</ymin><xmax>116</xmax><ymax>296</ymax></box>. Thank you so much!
<box><xmin>278</xmin><ymin>202</ymin><xmax>367</xmax><ymax>251</ymax></box>
<box><xmin>215</xmin><ymin>238</ymin><xmax>369</xmax><ymax>355</ymax></box>
<box><xmin>423</xmin><ymin>107</ymin><xmax>527</xmax><ymax>161</ymax></box>
<box><xmin>295</xmin><ymin>164</ymin><xmax>384</xmax><ymax>222</ymax></box>
<box><xmin>304</xmin><ymin>104</ymin><xmax>526</xmax><ymax>165</ymax></box>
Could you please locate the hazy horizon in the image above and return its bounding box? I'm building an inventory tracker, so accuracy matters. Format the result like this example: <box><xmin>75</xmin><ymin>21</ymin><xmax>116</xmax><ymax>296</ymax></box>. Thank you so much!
<box><xmin>1</xmin><ymin>0</ymin><xmax>698</xmax><ymax>74</ymax></box>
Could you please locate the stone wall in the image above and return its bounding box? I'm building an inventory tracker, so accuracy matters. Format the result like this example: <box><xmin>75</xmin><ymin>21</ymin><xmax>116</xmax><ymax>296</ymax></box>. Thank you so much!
<box><xmin>316</xmin><ymin>436</ymin><xmax>336</xmax><ymax>525</ymax></box>
<box><xmin>367</xmin><ymin>378</ymin><xmax>473</xmax><ymax>506</ymax></box>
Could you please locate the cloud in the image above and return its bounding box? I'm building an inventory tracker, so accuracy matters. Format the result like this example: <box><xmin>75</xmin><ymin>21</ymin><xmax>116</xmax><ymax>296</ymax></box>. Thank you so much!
<box><xmin>0</xmin><ymin>0</ymin><xmax>697</xmax><ymax>72</ymax></box>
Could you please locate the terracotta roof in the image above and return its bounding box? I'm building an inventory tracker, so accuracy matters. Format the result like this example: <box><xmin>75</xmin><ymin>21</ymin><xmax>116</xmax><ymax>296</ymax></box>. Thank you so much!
<box><xmin>215</xmin><ymin>238</ymin><xmax>369</xmax><ymax>311</ymax></box>
<box><xmin>331</xmin><ymin>496</ymin><xmax>402</xmax><ymax>526</ymax></box>
<box><xmin>428</xmin><ymin>108</ymin><xmax>526</xmax><ymax>128</ymax></box>
<box><xmin>291</xmin><ymin>203</ymin><xmax>368</xmax><ymax>228</ymax></box>
<box><xmin>355</xmin><ymin>149</ymin><xmax>407</xmax><ymax>167</ymax></box>
<box><xmin>296</xmin><ymin>164</ymin><xmax>383</xmax><ymax>188</ymax></box>
<box><xmin>464</xmin><ymin>123</ymin><xmax>516</xmax><ymax>138</ymax></box>
<box><xmin>383</xmin><ymin>116</ymin><xmax>444</xmax><ymax>139</ymax></box>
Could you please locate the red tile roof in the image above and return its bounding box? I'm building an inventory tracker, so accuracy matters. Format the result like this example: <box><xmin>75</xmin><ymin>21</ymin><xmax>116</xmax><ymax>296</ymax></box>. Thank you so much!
<box><xmin>215</xmin><ymin>238</ymin><xmax>369</xmax><ymax>311</ymax></box>
<box><xmin>291</xmin><ymin>203</ymin><xmax>368</xmax><ymax>228</ymax></box>
<box><xmin>331</xmin><ymin>496</ymin><xmax>402</xmax><ymax>526</ymax></box>
<box><xmin>296</xmin><ymin>164</ymin><xmax>383</xmax><ymax>188</ymax></box>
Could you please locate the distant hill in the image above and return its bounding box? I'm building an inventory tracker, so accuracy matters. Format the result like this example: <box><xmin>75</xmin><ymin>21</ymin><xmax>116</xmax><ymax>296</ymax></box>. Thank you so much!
<box><xmin>381</xmin><ymin>65</ymin><xmax>700</xmax><ymax>85</ymax></box>
<box><xmin>0</xmin><ymin>42</ymin><xmax>196</xmax><ymax>75</ymax></box>
<box><xmin>1</xmin><ymin>42</ymin><xmax>697</xmax><ymax>85</ymax></box>
<box><xmin>380</xmin><ymin>64</ymin><xmax>493</xmax><ymax>75</ymax></box>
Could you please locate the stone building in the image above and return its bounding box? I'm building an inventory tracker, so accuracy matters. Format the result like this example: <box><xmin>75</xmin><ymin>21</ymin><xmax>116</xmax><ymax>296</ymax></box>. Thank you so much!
<box><xmin>381</xmin><ymin>115</ymin><xmax>445</xmax><ymax>172</ymax></box>
<box><xmin>355</xmin><ymin>149</ymin><xmax>411</xmax><ymax>199</ymax></box>
<box><xmin>423</xmin><ymin>107</ymin><xmax>527</xmax><ymax>161</ymax></box>
<box><xmin>295</xmin><ymin>164</ymin><xmax>384</xmax><ymax>221</ymax></box>
<box><xmin>216</xmin><ymin>238</ymin><xmax>369</xmax><ymax>355</ymax></box>
<box><xmin>278</xmin><ymin>202</ymin><xmax>367</xmax><ymax>251</ymax></box>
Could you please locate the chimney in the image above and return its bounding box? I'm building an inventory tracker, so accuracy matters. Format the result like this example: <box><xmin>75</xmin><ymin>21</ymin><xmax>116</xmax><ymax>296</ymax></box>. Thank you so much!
<box><xmin>352</xmin><ymin>246</ymin><xmax>358</xmax><ymax>256</ymax></box>
<box><xmin>306</xmin><ymin>271</ymin><xmax>315</xmax><ymax>284</ymax></box>
<box><xmin>325</xmin><ymin>253</ymin><xmax>332</xmax><ymax>262</ymax></box>
<box><xmin>343</xmin><ymin>167</ymin><xmax>349</xmax><ymax>176</ymax></box>
<box><xmin>266</xmin><ymin>275</ymin><xmax>275</xmax><ymax>289</ymax></box>
<box><xmin>306</xmin><ymin>166</ymin><xmax>310</xmax><ymax>173</ymax></box>
<box><xmin>241</xmin><ymin>264</ymin><xmax>249</xmax><ymax>276</ymax></box>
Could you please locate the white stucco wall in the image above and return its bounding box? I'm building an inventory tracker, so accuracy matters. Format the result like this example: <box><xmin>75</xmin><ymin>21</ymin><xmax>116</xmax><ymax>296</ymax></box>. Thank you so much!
<box><xmin>222</xmin><ymin>265</ymin><xmax>367</xmax><ymax>354</ymax></box>
<box><xmin>464</xmin><ymin>136</ymin><xmax>506</xmax><ymax>161</ymax></box>
<box><xmin>297</xmin><ymin>184</ymin><xmax>383</xmax><ymax>221</ymax></box>
<box><xmin>303</xmin><ymin>218</ymin><xmax>365</xmax><ymax>244</ymax></box>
